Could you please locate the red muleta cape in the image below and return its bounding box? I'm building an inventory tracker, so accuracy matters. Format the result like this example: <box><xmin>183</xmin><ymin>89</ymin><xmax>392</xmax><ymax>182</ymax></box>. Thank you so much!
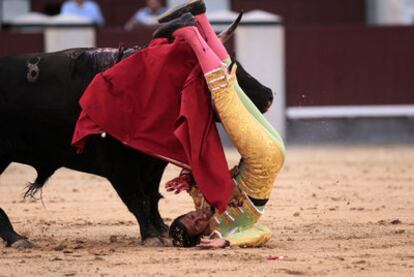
<box><xmin>72</xmin><ymin>38</ymin><xmax>233</xmax><ymax>212</ymax></box>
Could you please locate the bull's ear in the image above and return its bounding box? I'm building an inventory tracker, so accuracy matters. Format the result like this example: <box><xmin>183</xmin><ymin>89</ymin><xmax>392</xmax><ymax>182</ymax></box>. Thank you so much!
<box><xmin>218</xmin><ymin>11</ymin><xmax>243</xmax><ymax>43</ymax></box>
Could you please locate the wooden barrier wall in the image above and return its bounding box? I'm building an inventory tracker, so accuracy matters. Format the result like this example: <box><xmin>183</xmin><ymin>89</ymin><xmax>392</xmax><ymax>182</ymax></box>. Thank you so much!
<box><xmin>0</xmin><ymin>27</ymin><xmax>154</xmax><ymax>57</ymax></box>
<box><xmin>0</xmin><ymin>32</ymin><xmax>44</xmax><ymax>57</ymax></box>
<box><xmin>96</xmin><ymin>27</ymin><xmax>156</xmax><ymax>48</ymax></box>
<box><xmin>2</xmin><ymin>25</ymin><xmax>414</xmax><ymax>107</ymax></box>
<box><xmin>286</xmin><ymin>26</ymin><xmax>414</xmax><ymax>106</ymax></box>
<box><xmin>32</xmin><ymin>0</ymin><xmax>364</xmax><ymax>26</ymax></box>
<box><xmin>231</xmin><ymin>0</ymin><xmax>365</xmax><ymax>25</ymax></box>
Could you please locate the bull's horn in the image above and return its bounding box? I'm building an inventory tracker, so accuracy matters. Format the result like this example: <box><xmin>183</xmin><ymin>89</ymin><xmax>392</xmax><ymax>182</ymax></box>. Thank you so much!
<box><xmin>218</xmin><ymin>11</ymin><xmax>243</xmax><ymax>43</ymax></box>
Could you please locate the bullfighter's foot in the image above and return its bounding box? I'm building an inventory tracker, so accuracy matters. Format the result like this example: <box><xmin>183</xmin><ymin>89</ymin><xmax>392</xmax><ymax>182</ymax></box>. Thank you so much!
<box><xmin>142</xmin><ymin>237</ymin><xmax>164</xmax><ymax>247</ymax></box>
<box><xmin>153</xmin><ymin>13</ymin><xmax>195</xmax><ymax>39</ymax></box>
<box><xmin>158</xmin><ymin>0</ymin><xmax>206</xmax><ymax>23</ymax></box>
<box><xmin>10</xmin><ymin>238</ymin><xmax>33</xmax><ymax>249</ymax></box>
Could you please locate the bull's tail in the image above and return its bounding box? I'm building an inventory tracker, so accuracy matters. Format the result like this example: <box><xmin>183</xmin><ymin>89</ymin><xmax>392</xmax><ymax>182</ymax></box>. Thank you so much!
<box><xmin>24</xmin><ymin>166</ymin><xmax>58</xmax><ymax>199</ymax></box>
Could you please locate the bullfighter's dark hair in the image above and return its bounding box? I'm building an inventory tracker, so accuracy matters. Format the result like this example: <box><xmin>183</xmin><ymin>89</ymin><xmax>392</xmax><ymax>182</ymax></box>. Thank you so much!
<box><xmin>169</xmin><ymin>215</ymin><xmax>200</xmax><ymax>248</ymax></box>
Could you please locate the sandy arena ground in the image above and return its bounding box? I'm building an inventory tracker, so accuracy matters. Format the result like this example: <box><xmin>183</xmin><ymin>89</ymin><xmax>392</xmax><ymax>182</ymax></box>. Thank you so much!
<box><xmin>0</xmin><ymin>146</ymin><xmax>413</xmax><ymax>276</ymax></box>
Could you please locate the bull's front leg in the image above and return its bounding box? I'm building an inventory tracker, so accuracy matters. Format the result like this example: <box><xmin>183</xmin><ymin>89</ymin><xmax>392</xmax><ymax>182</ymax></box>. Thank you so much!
<box><xmin>149</xmin><ymin>192</ymin><xmax>169</xmax><ymax>237</ymax></box>
<box><xmin>90</xmin><ymin>137</ymin><xmax>167</xmax><ymax>246</ymax></box>
<box><xmin>0</xmin><ymin>208</ymin><xmax>33</xmax><ymax>248</ymax></box>
<box><xmin>142</xmin><ymin>157</ymin><xmax>169</xmax><ymax>237</ymax></box>
<box><xmin>108</xmin><ymin>175</ymin><xmax>165</xmax><ymax>246</ymax></box>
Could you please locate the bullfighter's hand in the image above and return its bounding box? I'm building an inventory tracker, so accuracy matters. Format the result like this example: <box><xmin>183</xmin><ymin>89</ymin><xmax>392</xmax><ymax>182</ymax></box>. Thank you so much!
<box><xmin>197</xmin><ymin>237</ymin><xmax>229</xmax><ymax>249</ymax></box>
<box><xmin>165</xmin><ymin>174</ymin><xmax>193</xmax><ymax>194</ymax></box>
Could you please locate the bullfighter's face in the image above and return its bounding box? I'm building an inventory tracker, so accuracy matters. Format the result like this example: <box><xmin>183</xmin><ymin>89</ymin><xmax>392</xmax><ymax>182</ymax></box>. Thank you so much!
<box><xmin>178</xmin><ymin>208</ymin><xmax>213</xmax><ymax>236</ymax></box>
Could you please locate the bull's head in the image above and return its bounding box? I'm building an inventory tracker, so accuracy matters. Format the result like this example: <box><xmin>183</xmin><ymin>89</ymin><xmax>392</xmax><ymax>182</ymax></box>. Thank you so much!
<box><xmin>218</xmin><ymin>12</ymin><xmax>274</xmax><ymax>113</ymax></box>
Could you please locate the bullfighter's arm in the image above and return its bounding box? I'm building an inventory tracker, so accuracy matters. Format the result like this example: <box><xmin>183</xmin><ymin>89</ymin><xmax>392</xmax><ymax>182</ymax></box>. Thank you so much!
<box><xmin>165</xmin><ymin>167</ymin><xmax>243</xmax><ymax>208</ymax></box>
<box><xmin>165</xmin><ymin>169</ymin><xmax>194</xmax><ymax>194</ymax></box>
<box><xmin>199</xmin><ymin>224</ymin><xmax>272</xmax><ymax>249</ymax></box>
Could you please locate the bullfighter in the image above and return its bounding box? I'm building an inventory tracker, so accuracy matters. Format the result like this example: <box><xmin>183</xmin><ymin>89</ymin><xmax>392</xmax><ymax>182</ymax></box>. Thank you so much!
<box><xmin>72</xmin><ymin>0</ymin><xmax>285</xmax><ymax>248</ymax></box>
<box><xmin>156</xmin><ymin>1</ymin><xmax>285</xmax><ymax>248</ymax></box>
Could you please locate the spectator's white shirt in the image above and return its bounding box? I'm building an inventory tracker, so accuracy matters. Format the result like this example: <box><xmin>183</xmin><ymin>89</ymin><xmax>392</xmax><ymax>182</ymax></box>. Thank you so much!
<box><xmin>403</xmin><ymin>0</ymin><xmax>414</xmax><ymax>23</ymax></box>
<box><xmin>134</xmin><ymin>7</ymin><xmax>167</xmax><ymax>25</ymax></box>
<box><xmin>61</xmin><ymin>0</ymin><xmax>104</xmax><ymax>25</ymax></box>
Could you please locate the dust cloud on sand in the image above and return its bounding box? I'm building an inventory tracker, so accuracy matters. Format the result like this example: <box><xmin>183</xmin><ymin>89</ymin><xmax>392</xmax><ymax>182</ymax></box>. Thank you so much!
<box><xmin>1</xmin><ymin>146</ymin><xmax>413</xmax><ymax>276</ymax></box>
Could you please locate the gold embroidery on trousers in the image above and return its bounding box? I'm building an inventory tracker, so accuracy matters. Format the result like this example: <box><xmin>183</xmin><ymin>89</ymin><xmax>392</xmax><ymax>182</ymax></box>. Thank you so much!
<box><xmin>204</xmin><ymin>65</ymin><xmax>285</xmax><ymax>200</ymax></box>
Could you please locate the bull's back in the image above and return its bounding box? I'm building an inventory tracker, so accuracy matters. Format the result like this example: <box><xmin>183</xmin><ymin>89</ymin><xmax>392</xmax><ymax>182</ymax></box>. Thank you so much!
<box><xmin>0</xmin><ymin>50</ymin><xmax>99</xmax><ymax>163</ymax></box>
<box><xmin>0</xmin><ymin>50</ymin><xmax>92</xmax><ymax>112</ymax></box>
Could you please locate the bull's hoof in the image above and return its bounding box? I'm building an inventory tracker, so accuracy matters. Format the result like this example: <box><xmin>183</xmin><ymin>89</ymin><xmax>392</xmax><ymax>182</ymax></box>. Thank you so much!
<box><xmin>142</xmin><ymin>237</ymin><xmax>164</xmax><ymax>247</ymax></box>
<box><xmin>159</xmin><ymin>229</ymin><xmax>169</xmax><ymax>238</ymax></box>
<box><xmin>160</xmin><ymin>236</ymin><xmax>173</xmax><ymax>247</ymax></box>
<box><xmin>11</xmin><ymin>239</ymin><xmax>33</xmax><ymax>249</ymax></box>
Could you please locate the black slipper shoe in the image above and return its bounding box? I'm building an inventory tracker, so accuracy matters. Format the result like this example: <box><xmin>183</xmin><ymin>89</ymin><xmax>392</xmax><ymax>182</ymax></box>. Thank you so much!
<box><xmin>153</xmin><ymin>12</ymin><xmax>196</xmax><ymax>39</ymax></box>
<box><xmin>158</xmin><ymin>0</ymin><xmax>206</xmax><ymax>23</ymax></box>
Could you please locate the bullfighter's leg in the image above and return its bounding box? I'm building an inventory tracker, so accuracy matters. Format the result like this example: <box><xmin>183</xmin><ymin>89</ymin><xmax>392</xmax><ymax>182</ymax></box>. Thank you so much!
<box><xmin>159</xmin><ymin>1</ymin><xmax>228</xmax><ymax>61</ymax></box>
<box><xmin>194</xmin><ymin>10</ymin><xmax>280</xmax><ymax>139</ymax></box>
<box><xmin>161</xmin><ymin>6</ymin><xmax>277</xmax><ymax>137</ymax></box>
<box><xmin>175</xmin><ymin>25</ymin><xmax>285</xmax><ymax>199</ymax></box>
<box><xmin>0</xmin><ymin>208</ymin><xmax>33</xmax><ymax>248</ymax></box>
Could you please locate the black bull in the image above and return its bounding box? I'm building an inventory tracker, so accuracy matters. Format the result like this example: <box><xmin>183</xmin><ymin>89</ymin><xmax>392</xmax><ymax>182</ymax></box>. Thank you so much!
<box><xmin>0</xmin><ymin>46</ymin><xmax>274</xmax><ymax>247</ymax></box>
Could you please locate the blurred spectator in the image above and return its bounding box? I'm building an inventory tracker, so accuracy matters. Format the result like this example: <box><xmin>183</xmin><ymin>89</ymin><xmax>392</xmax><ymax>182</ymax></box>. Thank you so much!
<box><xmin>125</xmin><ymin>0</ymin><xmax>167</xmax><ymax>30</ymax></box>
<box><xmin>61</xmin><ymin>0</ymin><xmax>105</xmax><ymax>26</ymax></box>
<box><xmin>403</xmin><ymin>0</ymin><xmax>414</xmax><ymax>23</ymax></box>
